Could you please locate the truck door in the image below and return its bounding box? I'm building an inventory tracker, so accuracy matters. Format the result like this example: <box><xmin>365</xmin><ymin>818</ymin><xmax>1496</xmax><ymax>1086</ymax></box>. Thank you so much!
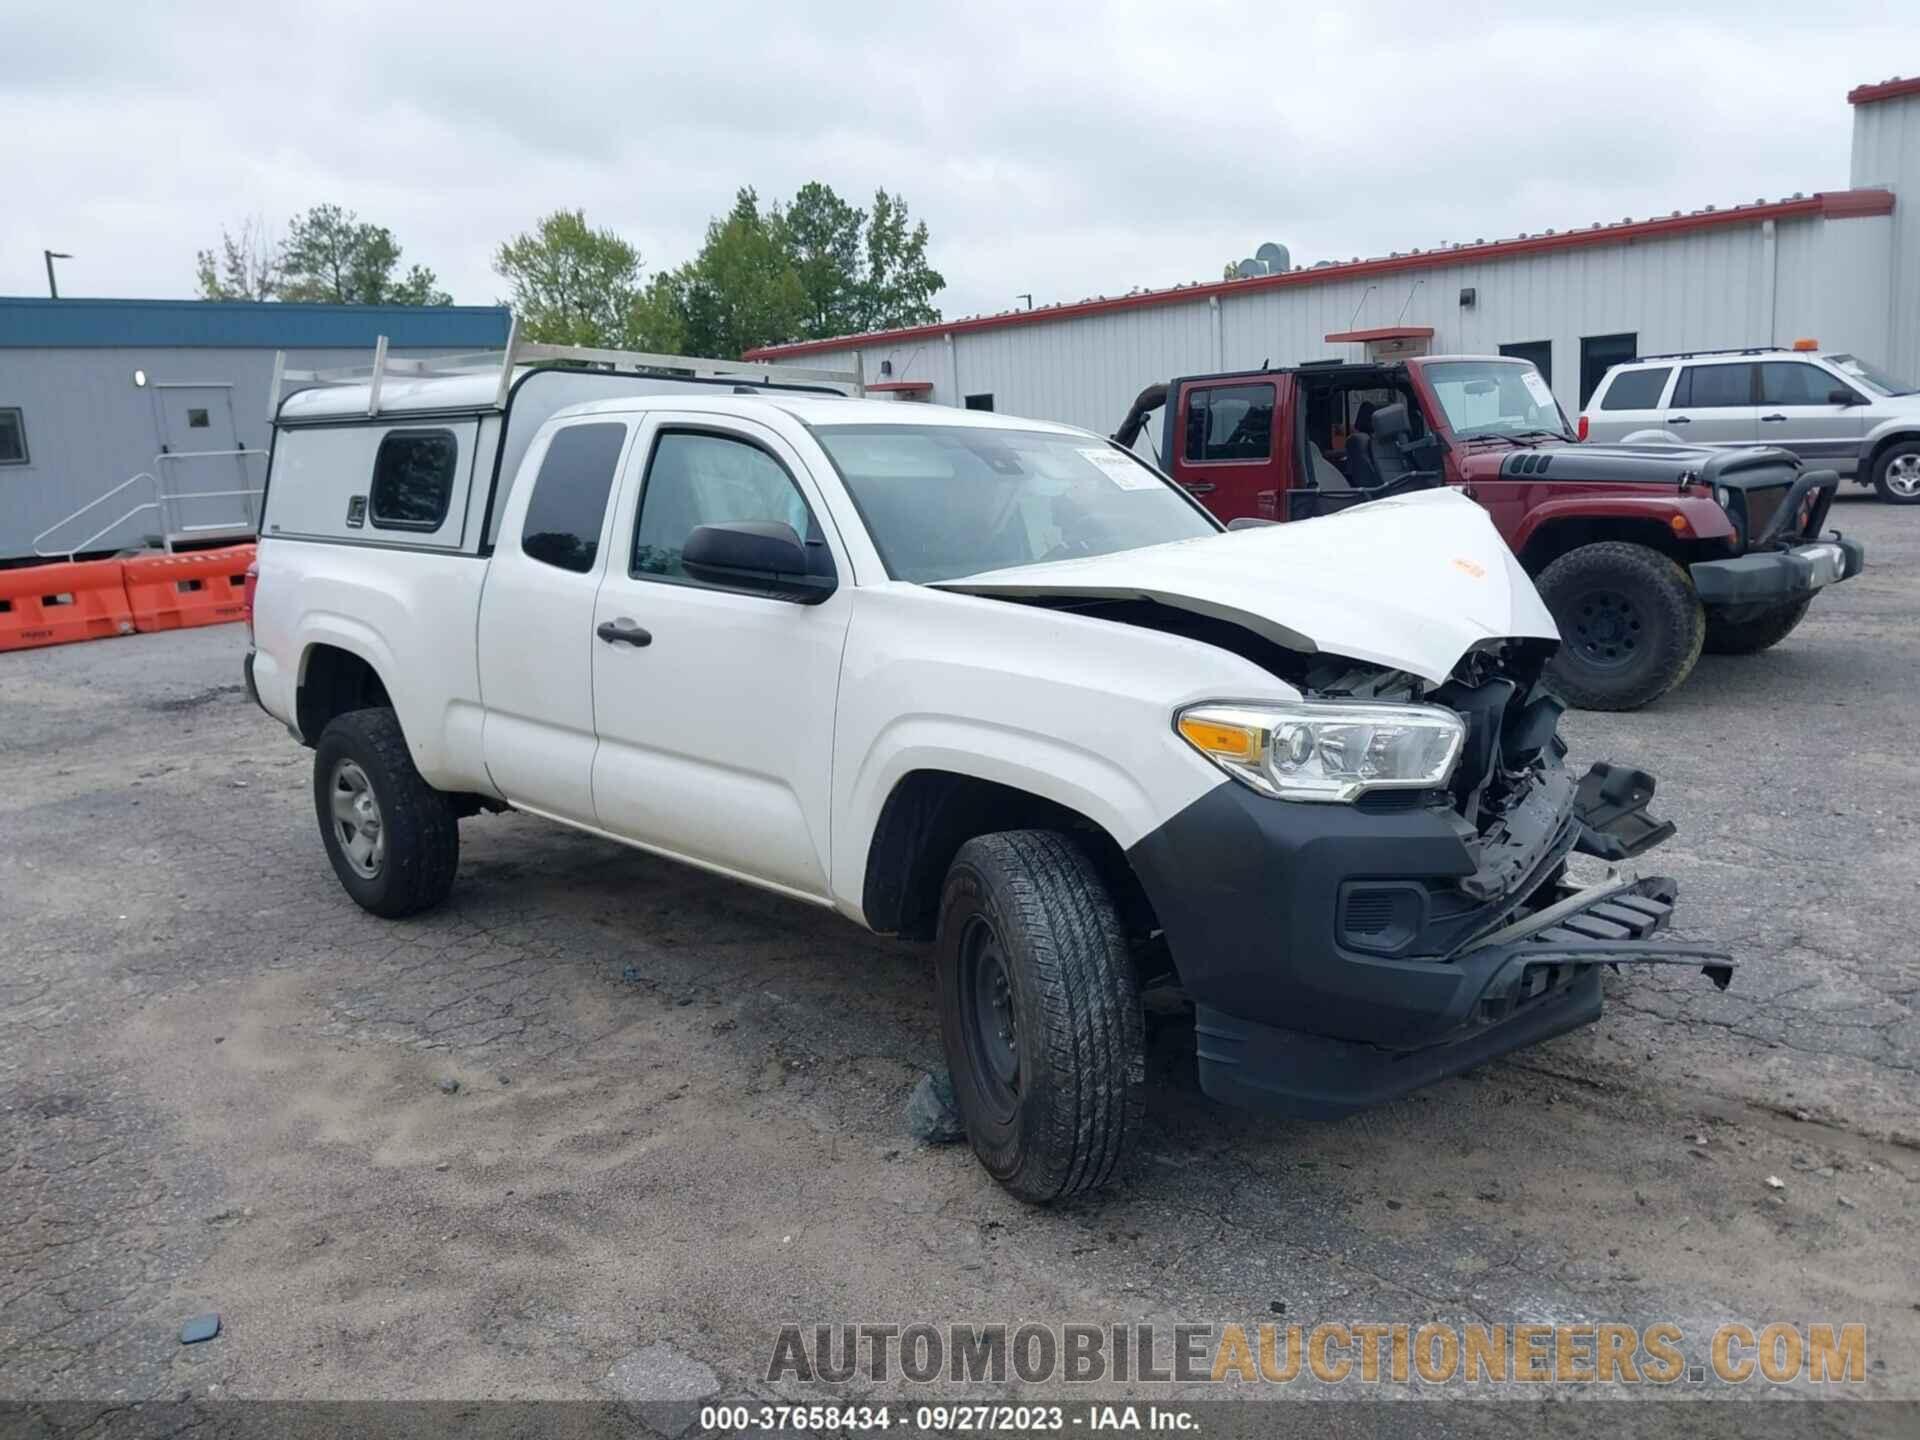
<box><xmin>1168</xmin><ymin>378</ymin><xmax>1280</xmax><ymax>522</ymax></box>
<box><xmin>588</xmin><ymin>416</ymin><xmax>852</xmax><ymax>900</ymax></box>
<box><xmin>477</xmin><ymin>419</ymin><xmax>637</xmax><ymax>824</ymax></box>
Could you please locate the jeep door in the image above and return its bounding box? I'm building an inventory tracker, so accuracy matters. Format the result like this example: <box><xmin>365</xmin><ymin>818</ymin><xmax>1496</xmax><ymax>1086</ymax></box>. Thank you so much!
<box><xmin>1169</xmin><ymin>378</ymin><xmax>1281</xmax><ymax>521</ymax></box>
<box><xmin>1756</xmin><ymin>360</ymin><xmax>1867</xmax><ymax>476</ymax></box>
<box><xmin>1666</xmin><ymin>362</ymin><xmax>1759</xmax><ymax>450</ymax></box>
<box><xmin>589</xmin><ymin>416</ymin><xmax>852</xmax><ymax>900</ymax></box>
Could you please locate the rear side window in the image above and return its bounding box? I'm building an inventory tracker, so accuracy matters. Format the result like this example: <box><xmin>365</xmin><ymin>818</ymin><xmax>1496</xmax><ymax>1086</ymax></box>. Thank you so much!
<box><xmin>521</xmin><ymin>422</ymin><xmax>628</xmax><ymax>573</ymax></box>
<box><xmin>1598</xmin><ymin>367</ymin><xmax>1670</xmax><ymax>410</ymax></box>
<box><xmin>1184</xmin><ymin>384</ymin><xmax>1274</xmax><ymax>462</ymax></box>
<box><xmin>1676</xmin><ymin>364</ymin><xmax>1754</xmax><ymax>408</ymax></box>
<box><xmin>370</xmin><ymin>429</ymin><xmax>457</xmax><ymax>529</ymax></box>
<box><xmin>1759</xmin><ymin>363</ymin><xmax>1849</xmax><ymax>406</ymax></box>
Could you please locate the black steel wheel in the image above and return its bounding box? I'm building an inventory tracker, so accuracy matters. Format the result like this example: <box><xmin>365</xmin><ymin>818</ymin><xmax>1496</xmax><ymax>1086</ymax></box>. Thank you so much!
<box><xmin>1537</xmin><ymin>542</ymin><xmax>1704</xmax><ymax>711</ymax></box>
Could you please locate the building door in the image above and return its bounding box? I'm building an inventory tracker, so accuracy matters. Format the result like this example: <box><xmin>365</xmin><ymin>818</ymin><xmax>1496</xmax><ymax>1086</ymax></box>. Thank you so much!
<box><xmin>151</xmin><ymin>383</ymin><xmax>259</xmax><ymax>544</ymax></box>
<box><xmin>1578</xmin><ymin>334</ymin><xmax>1637</xmax><ymax>408</ymax></box>
<box><xmin>1499</xmin><ymin>341</ymin><xmax>1552</xmax><ymax>387</ymax></box>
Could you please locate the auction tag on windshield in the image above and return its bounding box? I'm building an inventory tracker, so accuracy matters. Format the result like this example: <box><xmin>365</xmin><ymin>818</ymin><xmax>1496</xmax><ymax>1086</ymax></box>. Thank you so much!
<box><xmin>1078</xmin><ymin>446</ymin><xmax>1162</xmax><ymax>491</ymax></box>
<box><xmin>1521</xmin><ymin>370</ymin><xmax>1557</xmax><ymax>408</ymax></box>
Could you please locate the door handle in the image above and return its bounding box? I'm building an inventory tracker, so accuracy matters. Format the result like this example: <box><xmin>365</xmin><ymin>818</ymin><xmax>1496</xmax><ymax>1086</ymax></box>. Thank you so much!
<box><xmin>1180</xmin><ymin>481</ymin><xmax>1217</xmax><ymax>495</ymax></box>
<box><xmin>1761</xmin><ymin>413</ymin><xmax>1787</xmax><ymax>422</ymax></box>
<box><xmin>596</xmin><ymin>619</ymin><xmax>652</xmax><ymax>647</ymax></box>
<box><xmin>1666</xmin><ymin>415</ymin><xmax>1691</xmax><ymax>424</ymax></box>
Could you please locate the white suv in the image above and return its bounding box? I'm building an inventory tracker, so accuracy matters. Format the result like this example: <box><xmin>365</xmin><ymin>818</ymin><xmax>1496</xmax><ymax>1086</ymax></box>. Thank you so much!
<box><xmin>1581</xmin><ymin>348</ymin><xmax>1920</xmax><ymax>503</ymax></box>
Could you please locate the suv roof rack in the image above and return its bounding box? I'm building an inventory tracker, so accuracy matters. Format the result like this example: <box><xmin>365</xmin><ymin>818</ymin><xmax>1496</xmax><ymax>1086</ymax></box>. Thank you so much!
<box><xmin>1634</xmin><ymin>346</ymin><xmax>1788</xmax><ymax>363</ymax></box>
<box><xmin>269</xmin><ymin>313</ymin><xmax>865</xmax><ymax>420</ymax></box>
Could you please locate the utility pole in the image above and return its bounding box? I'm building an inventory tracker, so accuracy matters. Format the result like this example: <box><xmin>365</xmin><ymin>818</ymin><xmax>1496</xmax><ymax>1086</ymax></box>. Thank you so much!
<box><xmin>44</xmin><ymin>250</ymin><xmax>72</xmax><ymax>299</ymax></box>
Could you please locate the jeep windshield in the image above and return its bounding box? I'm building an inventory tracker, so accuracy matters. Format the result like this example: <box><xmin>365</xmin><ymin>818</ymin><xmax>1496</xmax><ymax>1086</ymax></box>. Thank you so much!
<box><xmin>813</xmin><ymin>423</ymin><xmax>1218</xmax><ymax>582</ymax></box>
<box><xmin>1423</xmin><ymin>359</ymin><xmax>1574</xmax><ymax>441</ymax></box>
<box><xmin>1829</xmin><ymin>354</ymin><xmax>1918</xmax><ymax>397</ymax></box>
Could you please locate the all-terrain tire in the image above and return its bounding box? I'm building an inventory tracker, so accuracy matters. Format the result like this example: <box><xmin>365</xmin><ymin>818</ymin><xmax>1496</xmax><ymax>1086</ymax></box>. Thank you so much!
<box><xmin>1703</xmin><ymin>595</ymin><xmax>1813</xmax><ymax>656</ymax></box>
<box><xmin>313</xmin><ymin>707</ymin><xmax>459</xmax><ymax>918</ymax></box>
<box><xmin>1537</xmin><ymin>542</ymin><xmax>1705</xmax><ymax>711</ymax></box>
<box><xmin>1872</xmin><ymin>439</ymin><xmax>1920</xmax><ymax>504</ymax></box>
<box><xmin>935</xmin><ymin>830</ymin><xmax>1142</xmax><ymax>1204</ymax></box>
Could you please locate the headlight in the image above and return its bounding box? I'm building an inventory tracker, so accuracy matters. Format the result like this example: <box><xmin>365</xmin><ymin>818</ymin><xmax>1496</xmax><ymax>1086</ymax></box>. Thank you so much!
<box><xmin>1176</xmin><ymin>700</ymin><xmax>1465</xmax><ymax>803</ymax></box>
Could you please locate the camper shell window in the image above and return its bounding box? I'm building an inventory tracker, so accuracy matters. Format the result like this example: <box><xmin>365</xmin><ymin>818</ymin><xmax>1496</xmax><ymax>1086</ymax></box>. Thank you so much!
<box><xmin>370</xmin><ymin>429</ymin><xmax>458</xmax><ymax>530</ymax></box>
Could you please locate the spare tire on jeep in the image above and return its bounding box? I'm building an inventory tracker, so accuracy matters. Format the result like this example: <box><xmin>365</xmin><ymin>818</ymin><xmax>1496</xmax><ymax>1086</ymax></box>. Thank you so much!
<box><xmin>1535</xmin><ymin>542</ymin><xmax>1705</xmax><ymax>711</ymax></box>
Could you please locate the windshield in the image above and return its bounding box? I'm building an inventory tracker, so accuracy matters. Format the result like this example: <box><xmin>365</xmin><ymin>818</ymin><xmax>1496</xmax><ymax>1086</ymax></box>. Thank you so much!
<box><xmin>1829</xmin><ymin>354</ymin><xmax>1917</xmax><ymax>397</ymax></box>
<box><xmin>1423</xmin><ymin>360</ymin><xmax>1572</xmax><ymax>440</ymax></box>
<box><xmin>813</xmin><ymin>423</ymin><xmax>1219</xmax><ymax>582</ymax></box>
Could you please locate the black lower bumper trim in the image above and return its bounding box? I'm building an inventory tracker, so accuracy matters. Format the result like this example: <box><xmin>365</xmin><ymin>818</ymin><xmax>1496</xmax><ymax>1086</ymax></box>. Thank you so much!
<box><xmin>1690</xmin><ymin>536</ymin><xmax>1863</xmax><ymax>605</ymax></box>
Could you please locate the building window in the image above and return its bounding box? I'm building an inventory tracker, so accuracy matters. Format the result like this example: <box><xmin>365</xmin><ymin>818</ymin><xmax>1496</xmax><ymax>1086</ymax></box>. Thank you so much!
<box><xmin>1499</xmin><ymin>341</ymin><xmax>1552</xmax><ymax>387</ymax></box>
<box><xmin>964</xmin><ymin>393</ymin><xmax>995</xmax><ymax>411</ymax></box>
<box><xmin>187</xmin><ymin>408</ymin><xmax>211</xmax><ymax>429</ymax></box>
<box><xmin>1184</xmin><ymin>383</ymin><xmax>1275</xmax><ymax>462</ymax></box>
<box><xmin>1578</xmin><ymin>333</ymin><xmax>1638</xmax><ymax>407</ymax></box>
<box><xmin>370</xmin><ymin>429</ymin><xmax>458</xmax><ymax>530</ymax></box>
<box><xmin>0</xmin><ymin>408</ymin><xmax>26</xmax><ymax>465</ymax></box>
<box><xmin>521</xmin><ymin>422</ymin><xmax>628</xmax><ymax>573</ymax></box>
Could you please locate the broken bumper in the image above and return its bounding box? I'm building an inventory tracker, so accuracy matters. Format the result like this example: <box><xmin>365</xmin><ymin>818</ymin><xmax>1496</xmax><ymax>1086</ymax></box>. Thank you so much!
<box><xmin>1126</xmin><ymin>760</ymin><xmax>1731</xmax><ymax>1120</ymax></box>
<box><xmin>1690</xmin><ymin>535</ymin><xmax>1864</xmax><ymax>606</ymax></box>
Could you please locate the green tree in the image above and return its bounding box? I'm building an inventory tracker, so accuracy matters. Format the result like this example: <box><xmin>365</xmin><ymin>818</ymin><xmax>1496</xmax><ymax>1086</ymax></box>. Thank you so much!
<box><xmin>194</xmin><ymin>217</ymin><xmax>281</xmax><ymax>300</ymax></box>
<box><xmin>630</xmin><ymin>189</ymin><xmax>808</xmax><ymax>358</ymax></box>
<box><xmin>628</xmin><ymin>182</ymin><xmax>945</xmax><ymax>357</ymax></box>
<box><xmin>278</xmin><ymin>204</ymin><xmax>451</xmax><ymax>305</ymax></box>
<box><xmin>493</xmin><ymin>209</ymin><xmax>642</xmax><ymax>347</ymax></box>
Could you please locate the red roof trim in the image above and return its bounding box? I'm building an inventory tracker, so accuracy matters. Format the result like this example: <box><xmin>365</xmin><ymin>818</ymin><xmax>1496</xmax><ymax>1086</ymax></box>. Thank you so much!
<box><xmin>1324</xmin><ymin>325</ymin><xmax>1436</xmax><ymax>342</ymax></box>
<box><xmin>744</xmin><ymin>189</ymin><xmax>1896</xmax><ymax>361</ymax></box>
<box><xmin>1849</xmin><ymin>76</ymin><xmax>1920</xmax><ymax>105</ymax></box>
<box><xmin>866</xmin><ymin>379</ymin><xmax>932</xmax><ymax>393</ymax></box>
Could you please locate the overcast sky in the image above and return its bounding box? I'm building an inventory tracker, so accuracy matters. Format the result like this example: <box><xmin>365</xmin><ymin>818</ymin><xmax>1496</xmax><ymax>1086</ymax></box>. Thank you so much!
<box><xmin>2</xmin><ymin>2</ymin><xmax>1911</xmax><ymax>327</ymax></box>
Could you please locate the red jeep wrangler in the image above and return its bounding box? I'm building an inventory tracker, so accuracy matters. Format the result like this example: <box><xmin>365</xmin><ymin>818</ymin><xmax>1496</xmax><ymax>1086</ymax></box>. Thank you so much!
<box><xmin>1116</xmin><ymin>356</ymin><xmax>1864</xmax><ymax>709</ymax></box>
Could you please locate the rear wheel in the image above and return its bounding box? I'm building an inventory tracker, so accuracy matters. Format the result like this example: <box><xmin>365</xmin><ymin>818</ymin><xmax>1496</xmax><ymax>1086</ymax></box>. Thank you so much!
<box><xmin>1703</xmin><ymin>595</ymin><xmax>1813</xmax><ymax>655</ymax></box>
<box><xmin>1536</xmin><ymin>542</ymin><xmax>1704</xmax><ymax>711</ymax></box>
<box><xmin>313</xmin><ymin>707</ymin><xmax>459</xmax><ymax>918</ymax></box>
<box><xmin>935</xmin><ymin>830</ymin><xmax>1141</xmax><ymax>1204</ymax></box>
<box><xmin>1872</xmin><ymin>440</ymin><xmax>1920</xmax><ymax>504</ymax></box>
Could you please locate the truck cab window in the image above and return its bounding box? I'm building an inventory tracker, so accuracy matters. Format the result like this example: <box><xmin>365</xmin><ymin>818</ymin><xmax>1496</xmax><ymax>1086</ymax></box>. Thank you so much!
<box><xmin>370</xmin><ymin>429</ymin><xmax>458</xmax><ymax>529</ymax></box>
<box><xmin>521</xmin><ymin>422</ymin><xmax>628</xmax><ymax>573</ymax></box>
<box><xmin>632</xmin><ymin>431</ymin><xmax>816</xmax><ymax>583</ymax></box>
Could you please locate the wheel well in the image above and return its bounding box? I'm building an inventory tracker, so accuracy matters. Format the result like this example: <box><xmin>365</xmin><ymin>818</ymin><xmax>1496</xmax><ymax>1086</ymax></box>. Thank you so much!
<box><xmin>296</xmin><ymin>644</ymin><xmax>392</xmax><ymax>746</ymax></box>
<box><xmin>1519</xmin><ymin>518</ymin><xmax>1690</xmax><ymax>573</ymax></box>
<box><xmin>1866</xmin><ymin>431</ymin><xmax>1920</xmax><ymax>477</ymax></box>
<box><xmin>861</xmin><ymin>770</ymin><xmax>1157</xmax><ymax>943</ymax></box>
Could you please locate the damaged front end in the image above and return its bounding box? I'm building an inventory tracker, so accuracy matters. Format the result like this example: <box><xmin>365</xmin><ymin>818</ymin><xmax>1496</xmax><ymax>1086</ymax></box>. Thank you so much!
<box><xmin>1129</xmin><ymin>640</ymin><xmax>1733</xmax><ymax>1119</ymax></box>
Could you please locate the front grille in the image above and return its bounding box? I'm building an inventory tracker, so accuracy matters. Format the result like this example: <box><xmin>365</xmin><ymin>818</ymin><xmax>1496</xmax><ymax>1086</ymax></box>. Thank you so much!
<box><xmin>1744</xmin><ymin>484</ymin><xmax>1790</xmax><ymax>541</ymax></box>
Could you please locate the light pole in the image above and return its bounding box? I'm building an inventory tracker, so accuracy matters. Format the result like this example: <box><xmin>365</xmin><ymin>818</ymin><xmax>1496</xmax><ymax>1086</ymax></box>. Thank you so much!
<box><xmin>44</xmin><ymin>250</ymin><xmax>72</xmax><ymax>299</ymax></box>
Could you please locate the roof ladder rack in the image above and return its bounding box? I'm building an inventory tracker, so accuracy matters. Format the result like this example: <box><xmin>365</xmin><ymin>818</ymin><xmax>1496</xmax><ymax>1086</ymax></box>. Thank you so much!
<box><xmin>270</xmin><ymin>313</ymin><xmax>864</xmax><ymax>420</ymax></box>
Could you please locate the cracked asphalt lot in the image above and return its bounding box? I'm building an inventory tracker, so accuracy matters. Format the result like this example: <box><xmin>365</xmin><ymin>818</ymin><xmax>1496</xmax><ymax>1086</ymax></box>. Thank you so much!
<box><xmin>2</xmin><ymin>496</ymin><xmax>1915</xmax><ymax>1424</ymax></box>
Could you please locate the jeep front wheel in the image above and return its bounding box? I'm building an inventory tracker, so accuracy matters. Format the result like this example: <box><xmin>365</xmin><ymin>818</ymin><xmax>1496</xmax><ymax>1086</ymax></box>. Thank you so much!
<box><xmin>1872</xmin><ymin>440</ymin><xmax>1920</xmax><ymax>504</ymax></box>
<box><xmin>1536</xmin><ymin>542</ymin><xmax>1704</xmax><ymax>711</ymax></box>
<box><xmin>1703</xmin><ymin>595</ymin><xmax>1813</xmax><ymax>655</ymax></box>
<box><xmin>935</xmin><ymin>830</ymin><xmax>1141</xmax><ymax>1204</ymax></box>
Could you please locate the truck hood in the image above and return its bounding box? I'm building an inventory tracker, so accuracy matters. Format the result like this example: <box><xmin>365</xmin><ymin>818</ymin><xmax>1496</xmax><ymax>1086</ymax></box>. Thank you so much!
<box><xmin>932</xmin><ymin>488</ymin><xmax>1557</xmax><ymax>684</ymax></box>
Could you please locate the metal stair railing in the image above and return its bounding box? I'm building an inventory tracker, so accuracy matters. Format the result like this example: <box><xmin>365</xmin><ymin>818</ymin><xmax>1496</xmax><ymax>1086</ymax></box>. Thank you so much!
<box><xmin>33</xmin><ymin>450</ymin><xmax>265</xmax><ymax>560</ymax></box>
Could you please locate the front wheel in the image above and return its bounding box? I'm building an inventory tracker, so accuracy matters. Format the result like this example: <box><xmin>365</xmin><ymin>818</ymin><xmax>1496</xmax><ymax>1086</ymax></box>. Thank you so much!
<box><xmin>1536</xmin><ymin>542</ymin><xmax>1704</xmax><ymax>711</ymax></box>
<box><xmin>935</xmin><ymin>830</ymin><xmax>1141</xmax><ymax>1204</ymax></box>
<box><xmin>313</xmin><ymin>707</ymin><xmax>459</xmax><ymax>918</ymax></box>
<box><xmin>1703</xmin><ymin>595</ymin><xmax>1813</xmax><ymax>655</ymax></box>
<box><xmin>1872</xmin><ymin>440</ymin><xmax>1920</xmax><ymax>504</ymax></box>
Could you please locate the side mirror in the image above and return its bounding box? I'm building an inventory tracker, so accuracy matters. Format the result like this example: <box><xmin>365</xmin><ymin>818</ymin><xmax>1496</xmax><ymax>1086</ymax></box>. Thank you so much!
<box><xmin>681</xmin><ymin>521</ymin><xmax>837</xmax><ymax>604</ymax></box>
<box><xmin>1828</xmin><ymin>388</ymin><xmax>1861</xmax><ymax>407</ymax></box>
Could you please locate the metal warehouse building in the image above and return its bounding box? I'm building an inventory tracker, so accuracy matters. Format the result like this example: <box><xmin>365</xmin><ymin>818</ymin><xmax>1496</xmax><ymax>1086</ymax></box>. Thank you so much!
<box><xmin>0</xmin><ymin>298</ymin><xmax>510</xmax><ymax>561</ymax></box>
<box><xmin>747</xmin><ymin>78</ymin><xmax>1920</xmax><ymax>436</ymax></box>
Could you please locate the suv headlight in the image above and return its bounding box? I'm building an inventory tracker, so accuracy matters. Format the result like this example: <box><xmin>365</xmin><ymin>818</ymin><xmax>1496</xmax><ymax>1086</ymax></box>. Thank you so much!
<box><xmin>1176</xmin><ymin>700</ymin><xmax>1465</xmax><ymax>803</ymax></box>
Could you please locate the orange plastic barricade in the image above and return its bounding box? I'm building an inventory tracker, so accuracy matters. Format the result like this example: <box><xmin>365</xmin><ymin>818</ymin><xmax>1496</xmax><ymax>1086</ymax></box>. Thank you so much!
<box><xmin>0</xmin><ymin>557</ymin><xmax>137</xmax><ymax>653</ymax></box>
<box><xmin>121</xmin><ymin>544</ymin><xmax>256</xmax><ymax>634</ymax></box>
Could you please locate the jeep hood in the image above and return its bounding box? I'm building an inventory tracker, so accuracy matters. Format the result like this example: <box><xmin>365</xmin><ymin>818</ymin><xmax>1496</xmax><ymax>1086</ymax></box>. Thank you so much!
<box><xmin>933</xmin><ymin>488</ymin><xmax>1557</xmax><ymax>684</ymax></box>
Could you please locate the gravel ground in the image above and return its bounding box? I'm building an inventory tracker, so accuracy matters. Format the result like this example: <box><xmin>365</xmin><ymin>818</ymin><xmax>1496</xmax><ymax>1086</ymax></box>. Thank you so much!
<box><xmin>2</xmin><ymin>496</ymin><xmax>1916</xmax><ymax>1430</ymax></box>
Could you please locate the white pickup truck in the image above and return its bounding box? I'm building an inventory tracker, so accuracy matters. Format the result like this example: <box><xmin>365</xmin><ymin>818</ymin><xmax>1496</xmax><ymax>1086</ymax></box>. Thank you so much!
<box><xmin>246</xmin><ymin>338</ymin><xmax>1731</xmax><ymax>1201</ymax></box>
